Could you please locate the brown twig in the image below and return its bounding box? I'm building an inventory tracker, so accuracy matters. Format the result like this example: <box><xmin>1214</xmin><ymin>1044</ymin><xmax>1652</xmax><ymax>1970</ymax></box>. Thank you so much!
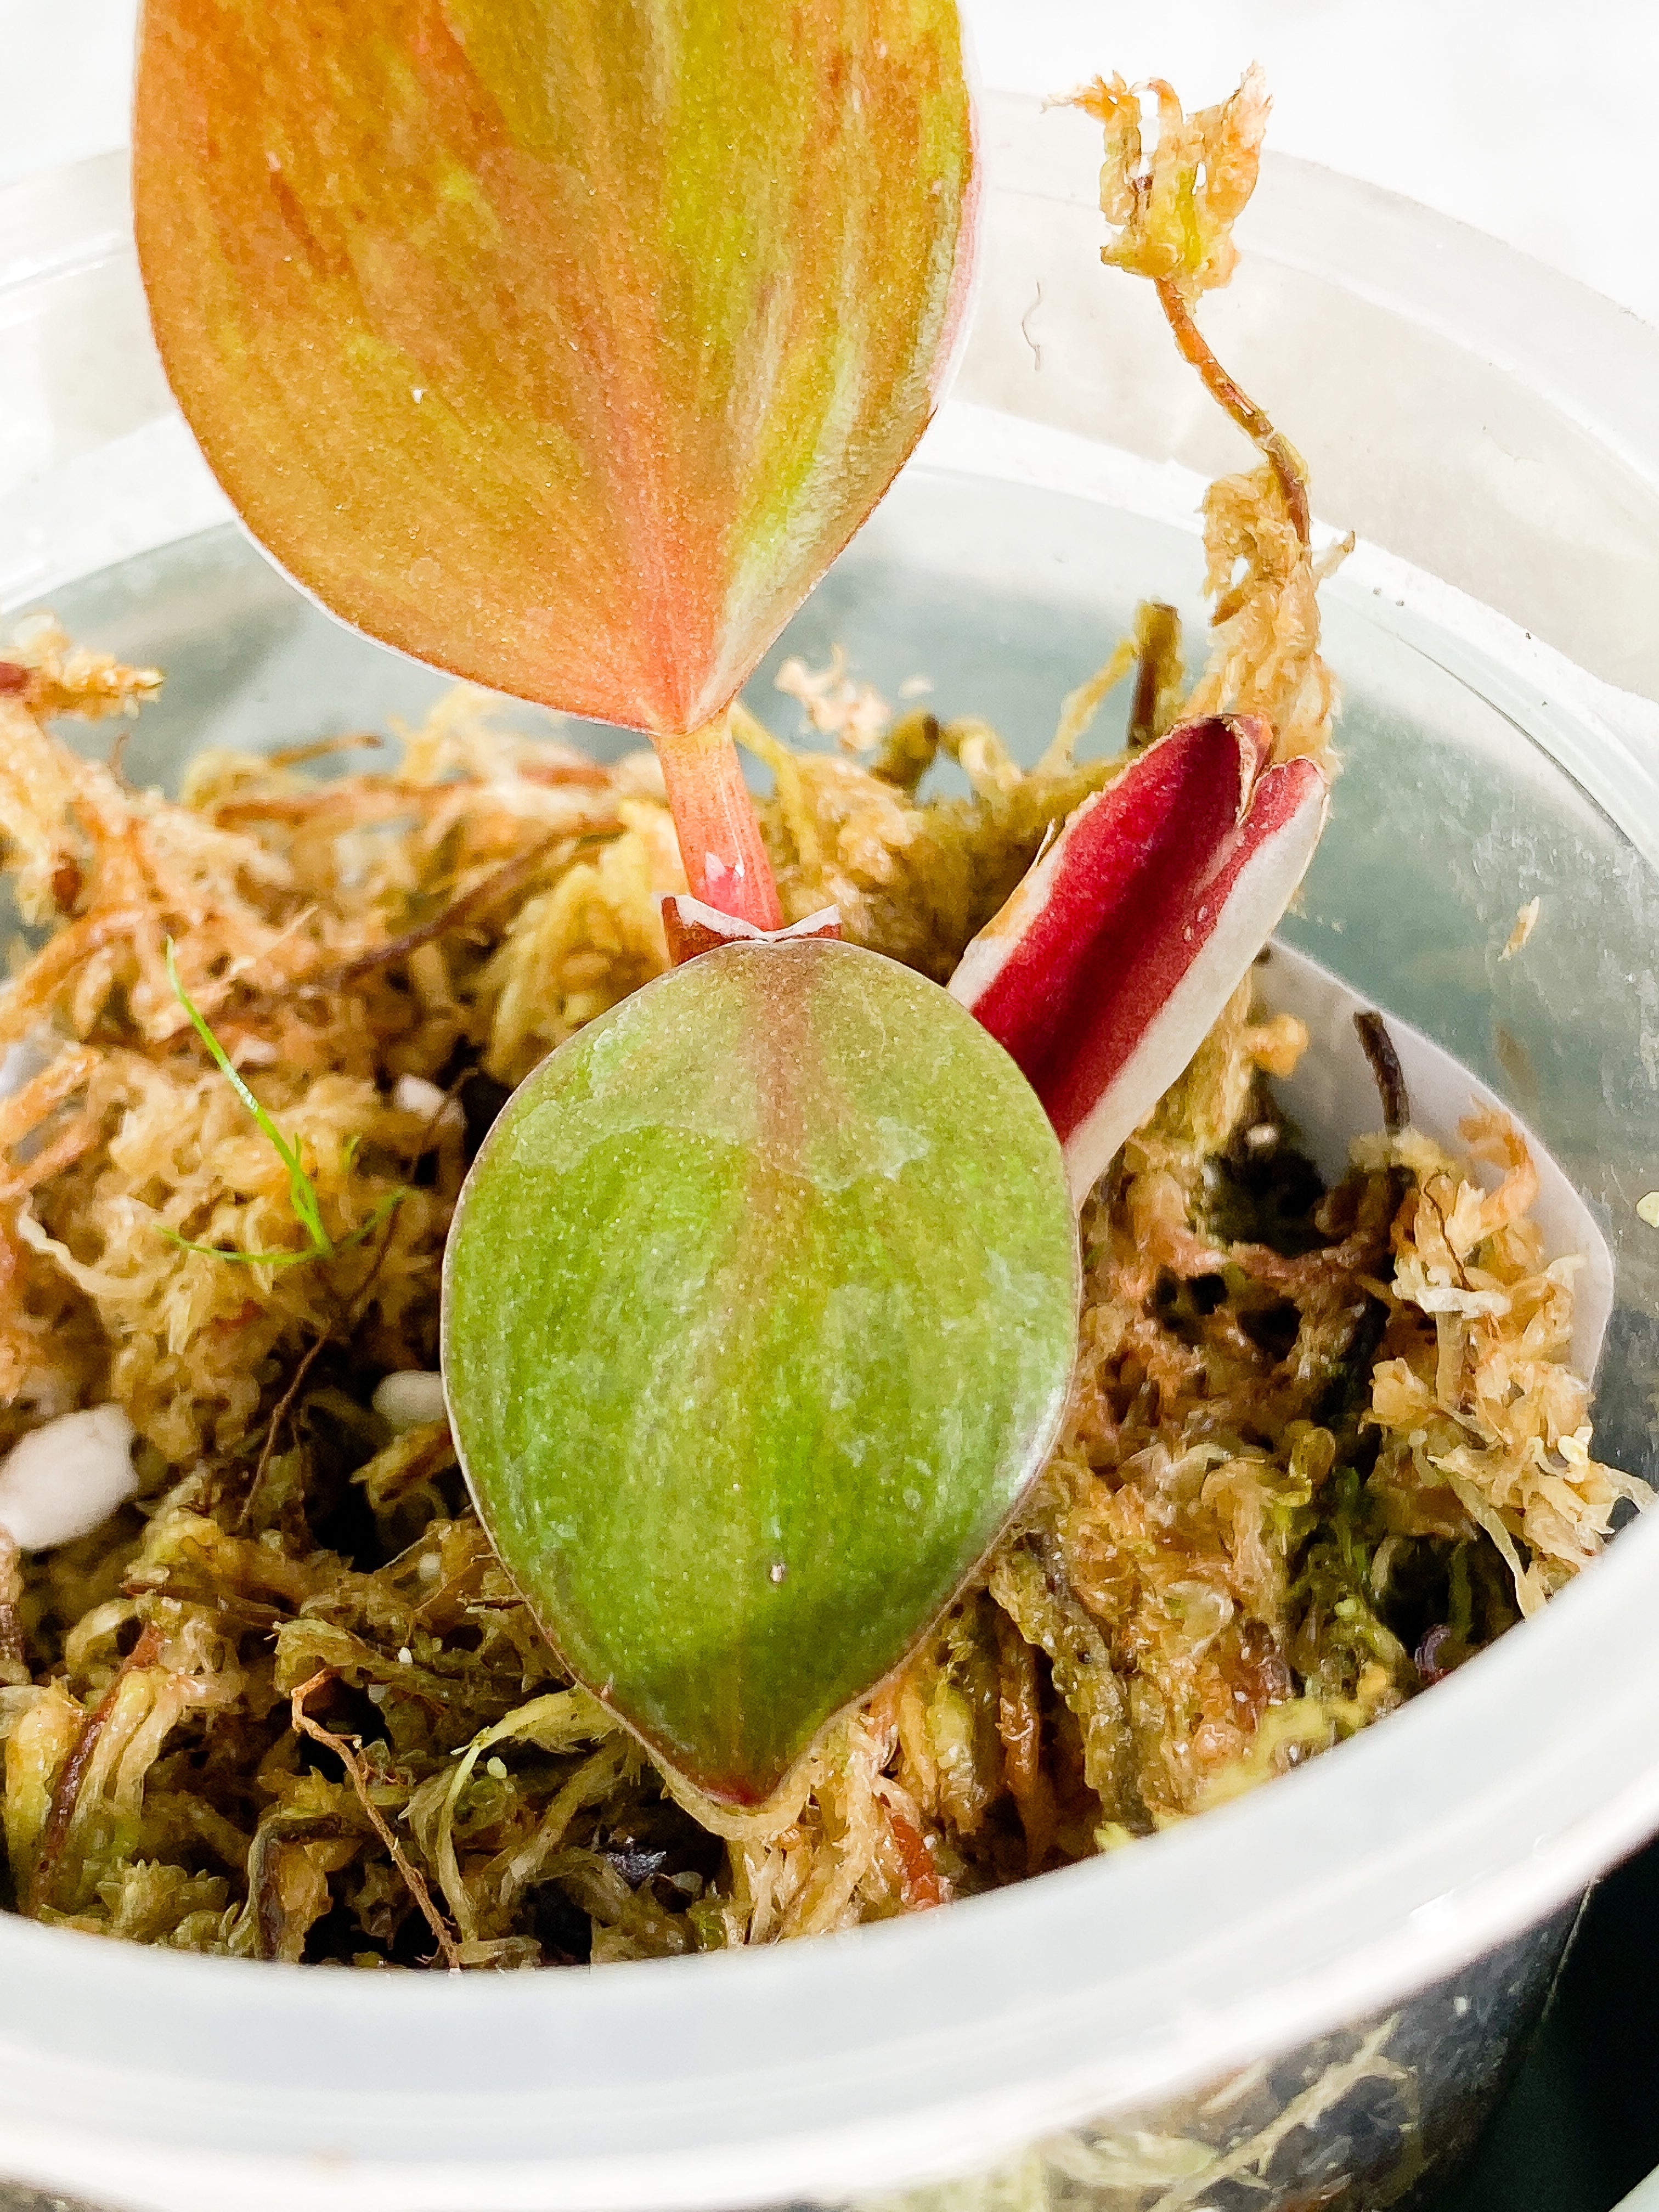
<box><xmin>0</xmin><ymin>1045</ymin><xmax>99</xmax><ymax>1152</ymax></box>
<box><xmin>289</xmin><ymin>1667</ymin><xmax>463</xmax><ymax>1970</ymax></box>
<box><xmin>211</xmin><ymin>780</ymin><xmax>468</xmax><ymax>824</ymax></box>
<box><xmin>0</xmin><ymin>1528</ymin><xmax>26</xmax><ymax>1685</ymax></box>
<box><xmin>237</xmin><ymin>1114</ymin><xmax>424</xmax><ymax>1533</ymax></box>
<box><xmin>267</xmin><ymin>732</ymin><xmax>383</xmax><ymax>769</ymax></box>
<box><xmin>1355</xmin><ymin>1011</ymin><xmax>1410</xmax><ymax>1135</ymax></box>
<box><xmin>514</xmin><ymin>759</ymin><xmax>614</xmax><ymax>790</ymax></box>
<box><xmin>0</xmin><ymin>907</ymin><xmax>146</xmax><ymax>1040</ymax></box>
<box><xmin>1230</xmin><ymin>1226</ymin><xmax>1385</xmax><ymax>1297</ymax></box>
<box><xmin>1128</xmin><ymin>602</ymin><xmax>1181</xmax><ymax>749</ymax></box>
<box><xmin>238</xmin><ymin>1330</ymin><xmax>329</xmax><ymax>1533</ymax></box>
<box><xmin>301</xmin><ymin>830</ymin><xmax>588</xmax><ymax>992</ymax></box>
<box><xmin>28</xmin><ymin>1623</ymin><xmax>163</xmax><ymax>1914</ymax></box>
<box><xmin>106</xmin><ymin>726</ymin><xmax>136</xmax><ymax>792</ymax></box>
<box><xmin>1154</xmin><ymin>280</ymin><xmax>1311</xmax><ymax>544</ymax></box>
<box><xmin>0</xmin><ymin>1111</ymin><xmax>102</xmax><ymax>1202</ymax></box>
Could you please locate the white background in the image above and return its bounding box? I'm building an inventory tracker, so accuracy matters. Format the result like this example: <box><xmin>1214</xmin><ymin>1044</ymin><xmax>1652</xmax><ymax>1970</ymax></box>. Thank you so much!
<box><xmin>3</xmin><ymin>0</ymin><xmax>1659</xmax><ymax>325</ymax></box>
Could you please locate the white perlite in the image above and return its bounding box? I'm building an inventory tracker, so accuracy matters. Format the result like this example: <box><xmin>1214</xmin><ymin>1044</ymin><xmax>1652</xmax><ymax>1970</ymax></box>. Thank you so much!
<box><xmin>373</xmin><ymin>1370</ymin><xmax>449</xmax><ymax>1435</ymax></box>
<box><xmin>0</xmin><ymin>1403</ymin><xmax>138</xmax><ymax>1551</ymax></box>
<box><xmin>392</xmin><ymin>1074</ymin><xmax>461</xmax><ymax>1127</ymax></box>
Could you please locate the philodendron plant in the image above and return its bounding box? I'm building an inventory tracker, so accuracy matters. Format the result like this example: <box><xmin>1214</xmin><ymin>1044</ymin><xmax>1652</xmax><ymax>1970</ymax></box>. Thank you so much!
<box><xmin>135</xmin><ymin>7</ymin><xmax>1329</xmax><ymax>1804</ymax></box>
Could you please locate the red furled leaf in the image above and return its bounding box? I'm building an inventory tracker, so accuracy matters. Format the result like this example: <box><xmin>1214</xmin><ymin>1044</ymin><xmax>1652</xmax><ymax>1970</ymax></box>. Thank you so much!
<box><xmin>951</xmin><ymin>716</ymin><xmax>1328</xmax><ymax>1205</ymax></box>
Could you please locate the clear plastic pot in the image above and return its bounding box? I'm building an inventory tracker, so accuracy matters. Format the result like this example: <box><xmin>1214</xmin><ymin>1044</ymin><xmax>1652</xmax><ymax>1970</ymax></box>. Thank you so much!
<box><xmin>3</xmin><ymin>91</ymin><xmax>1659</xmax><ymax>2212</ymax></box>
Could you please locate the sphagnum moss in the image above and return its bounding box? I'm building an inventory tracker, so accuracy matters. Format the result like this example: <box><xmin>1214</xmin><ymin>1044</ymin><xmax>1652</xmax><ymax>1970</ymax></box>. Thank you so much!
<box><xmin>0</xmin><ymin>622</ymin><xmax>1638</xmax><ymax>1963</ymax></box>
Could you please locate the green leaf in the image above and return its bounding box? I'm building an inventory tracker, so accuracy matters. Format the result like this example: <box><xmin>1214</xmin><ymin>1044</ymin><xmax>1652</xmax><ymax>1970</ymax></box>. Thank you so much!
<box><xmin>442</xmin><ymin>940</ymin><xmax>1078</xmax><ymax>1806</ymax></box>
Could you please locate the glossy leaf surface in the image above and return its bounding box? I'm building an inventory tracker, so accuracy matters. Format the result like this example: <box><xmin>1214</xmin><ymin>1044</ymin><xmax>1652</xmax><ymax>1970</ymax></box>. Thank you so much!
<box><xmin>133</xmin><ymin>0</ymin><xmax>978</xmax><ymax>737</ymax></box>
<box><xmin>442</xmin><ymin>940</ymin><xmax>1077</xmax><ymax>1805</ymax></box>
<box><xmin>952</xmin><ymin>716</ymin><xmax>1328</xmax><ymax>1205</ymax></box>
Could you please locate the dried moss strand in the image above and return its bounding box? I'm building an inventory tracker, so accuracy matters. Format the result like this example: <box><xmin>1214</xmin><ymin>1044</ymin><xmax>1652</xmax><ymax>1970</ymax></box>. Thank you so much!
<box><xmin>0</xmin><ymin>586</ymin><xmax>1638</xmax><ymax>1962</ymax></box>
<box><xmin>303</xmin><ymin>828</ymin><xmax>577</xmax><ymax>991</ymax></box>
<box><xmin>239</xmin><ymin>1150</ymin><xmax>417</xmax><ymax>1531</ymax></box>
<box><xmin>1154</xmin><ymin>279</ymin><xmax>1310</xmax><ymax>544</ymax></box>
<box><xmin>27</xmin><ymin>1623</ymin><xmax>162</xmax><ymax>1915</ymax></box>
<box><xmin>289</xmin><ymin>1667</ymin><xmax>464</xmax><ymax>1970</ymax></box>
<box><xmin>238</xmin><ymin>1330</ymin><xmax>329</xmax><ymax>1533</ymax></box>
<box><xmin>0</xmin><ymin>1531</ymin><xmax>26</xmax><ymax>1687</ymax></box>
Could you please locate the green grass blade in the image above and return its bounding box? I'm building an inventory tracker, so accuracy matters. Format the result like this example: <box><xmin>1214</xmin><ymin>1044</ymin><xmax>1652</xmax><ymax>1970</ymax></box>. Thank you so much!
<box><xmin>157</xmin><ymin>1227</ymin><xmax>320</xmax><ymax>1269</ymax></box>
<box><xmin>334</xmin><ymin>1189</ymin><xmax>407</xmax><ymax>1253</ymax></box>
<box><xmin>165</xmin><ymin>938</ymin><xmax>334</xmax><ymax>1257</ymax></box>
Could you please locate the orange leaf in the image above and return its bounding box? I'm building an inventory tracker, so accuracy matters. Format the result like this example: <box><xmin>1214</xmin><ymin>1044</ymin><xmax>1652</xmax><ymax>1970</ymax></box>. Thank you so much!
<box><xmin>133</xmin><ymin>0</ymin><xmax>978</xmax><ymax>741</ymax></box>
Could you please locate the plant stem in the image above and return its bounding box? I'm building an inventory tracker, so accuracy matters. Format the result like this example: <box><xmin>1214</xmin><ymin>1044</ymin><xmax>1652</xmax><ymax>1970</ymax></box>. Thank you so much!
<box><xmin>1154</xmin><ymin>280</ymin><xmax>1311</xmax><ymax>545</ymax></box>
<box><xmin>290</xmin><ymin>1668</ymin><xmax>463</xmax><ymax>1971</ymax></box>
<box><xmin>654</xmin><ymin>716</ymin><xmax>784</xmax><ymax>933</ymax></box>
